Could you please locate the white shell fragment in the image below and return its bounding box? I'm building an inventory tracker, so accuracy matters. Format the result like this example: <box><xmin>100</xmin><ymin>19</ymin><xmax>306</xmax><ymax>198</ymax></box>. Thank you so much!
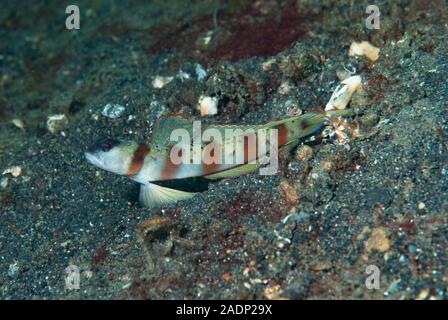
<box><xmin>177</xmin><ymin>70</ymin><xmax>190</xmax><ymax>81</ymax></box>
<box><xmin>7</xmin><ymin>262</ymin><xmax>19</xmax><ymax>277</ymax></box>
<box><xmin>278</xmin><ymin>80</ymin><xmax>293</xmax><ymax>95</ymax></box>
<box><xmin>261</xmin><ymin>58</ymin><xmax>276</xmax><ymax>71</ymax></box>
<box><xmin>323</xmin><ymin>76</ymin><xmax>362</xmax><ymax>144</ymax></box>
<box><xmin>349</xmin><ymin>41</ymin><xmax>380</xmax><ymax>62</ymax></box>
<box><xmin>325</xmin><ymin>75</ymin><xmax>362</xmax><ymax>111</ymax></box>
<box><xmin>198</xmin><ymin>95</ymin><xmax>218</xmax><ymax>116</ymax></box>
<box><xmin>11</xmin><ymin>118</ymin><xmax>25</xmax><ymax>131</ymax></box>
<box><xmin>46</xmin><ymin>114</ymin><xmax>68</xmax><ymax>134</ymax></box>
<box><xmin>195</xmin><ymin>63</ymin><xmax>207</xmax><ymax>81</ymax></box>
<box><xmin>2</xmin><ymin>166</ymin><xmax>22</xmax><ymax>177</ymax></box>
<box><xmin>101</xmin><ymin>103</ymin><xmax>125</xmax><ymax>119</ymax></box>
<box><xmin>1</xmin><ymin>177</ymin><xmax>8</xmax><ymax>188</ymax></box>
<box><xmin>197</xmin><ymin>30</ymin><xmax>214</xmax><ymax>47</ymax></box>
<box><xmin>152</xmin><ymin>75</ymin><xmax>174</xmax><ymax>89</ymax></box>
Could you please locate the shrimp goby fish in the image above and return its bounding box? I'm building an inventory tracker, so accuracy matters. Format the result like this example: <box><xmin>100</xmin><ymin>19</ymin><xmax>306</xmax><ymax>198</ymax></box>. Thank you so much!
<box><xmin>85</xmin><ymin>109</ymin><xmax>350</xmax><ymax>208</ymax></box>
<box><xmin>85</xmin><ymin>76</ymin><xmax>361</xmax><ymax>209</ymax></box>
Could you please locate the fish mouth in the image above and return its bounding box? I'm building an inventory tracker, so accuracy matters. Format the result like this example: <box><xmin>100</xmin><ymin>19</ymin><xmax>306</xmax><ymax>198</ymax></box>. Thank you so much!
<box><xmin>85</xmin><ymin>152</ymin><xmax>105</xmax><ymax>169</ymax></box>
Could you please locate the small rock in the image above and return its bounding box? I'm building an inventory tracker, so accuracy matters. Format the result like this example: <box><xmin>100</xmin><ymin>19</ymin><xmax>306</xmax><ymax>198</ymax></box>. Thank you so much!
<box><xmin>399</xmin><ymin>254</ymin><xmax>408</xmax><ymax>263</ymax></box>
<box><xmin>7</xmin><ymin>262</ymin><xmax>19</xmax><ymax>277</ymax></box>
<box><xmin>152</xmin><ymin>75</ymin><xmax>173</xmax><ymax>89</ymax></box>
<box><xmin>281</xmin><ymin>99</ymin><xmax>302</xmax><ymax>116</ymax></box>
<box><xmin>221</xmin><ymin>271</ymin><xmax>232</xmax><ymax>282</ymax></box>
<box><xmin>195</xmin><ymin>30</ymin><xmax>214</xmax><ymax>49</ymax></box>
<box><xmin>177</xmin><ymin>70</ymin><xmax>190</xmax><ymax>81</ymax></box>
<box><xmin>11</xmin><ymin>118</ymin><xmax>25</xmax><ymax>131</ymax></box>
<box><xmin>46</xmin><ymin>114</ymin><xmax>68</xmax><ymax>134</ymax></box>
<box><xmin>261</xmin><ymin>58</ymin><xmax>276</xmax><ymax>71</ymax></box>
<box><xmin>306</xmin><ymin>169</ymin><xmax>335</xmax><ymax>203</ymax></box>
<box><xmin>0</xmin><ymin>177</ymin><xmax>8</xmax><ymax>188</ymax></box>
<box><xmin>408</xmin><ymin>244</ymin><xmax>417</xmax><ymax>254</ymax></box>
<box><xmin>60</xmin><ymin>240</ymin><xmax>72</xmax><ymax>248</ymax></box>
<box><xmin>264</xmin><ymin>283</ymin><xmax>284</xmax><ymax>300</ymax></box>
<box><xmin>279</xmin><ymin>180</ymin><xmax>298</xmax><ymax>205</ymax></box>
<box><xmin>415</xmin><ymin>288</ymin><xmax>430</xmax><ymax>300</ymax></box>
<box><xmin>137</xmin><ymin>216</ymin><xmax>171</xmax><ymax>232</ymax></box>
<box><xmin>309</xmin><ymin>261</ymin><xmax>331</xmax><ymax>271</ymax></box>
<box><xmin>279</xmin><ymin>45</ymin><xmax>320</xmax><ymax>79</ymax></box>
<box><xmin>198</xmin><ymin>95</ymin><xmax>218</xmax><ymax>117</ymax></box>
<box><xmin>195</xmin><ymin>64</ymin><xmax>207</xmax><ymax>81</ymax></box>
<box><xmin>349</xmin><ymin>41</ymin><xmax>380</xmax><ymax>62</ymax></box>
<box><xmin>359</xmin><ymin>113</ymin><xmax>380</xmax><ymax>130</ymax></box>
<box><xmin>295</xmin><ymin>145</ymin><xmax>313</xmax><ymax>161</ymax></box>
<box><xmin>101</xmin><ymin>103</ymin><xmax>125</xmax><ymax>119</ymax></box>
<box><xmin>2</xmin><ymin>166</ymin><xmax>22</xmax><ymax>177</ymax></box>
<box><xmin>365</xmin><ymin>227</ymin><xmax>390</xmax><ymax>253</ymax></box>
<box><xmin>278</xmin><ymin>81</ymin><xmax>293</xmax><ymax>95</ymax></box>
<box><xmin>320</xmin><ymin>160</ymin><xmax>334</xmax><ymax>171</ymax></box>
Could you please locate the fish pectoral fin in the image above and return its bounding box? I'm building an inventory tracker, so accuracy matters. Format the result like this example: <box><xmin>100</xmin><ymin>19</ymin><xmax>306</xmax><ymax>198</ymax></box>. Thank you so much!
<box><xmin>204</xmin><ymin>163</ymin><xmax>258</xmax><ymax>180</ymax></box>
<box><xmin>139</xmin><ymin>182</ymin><xmax>196</xmax><ymax>208</ymax></box>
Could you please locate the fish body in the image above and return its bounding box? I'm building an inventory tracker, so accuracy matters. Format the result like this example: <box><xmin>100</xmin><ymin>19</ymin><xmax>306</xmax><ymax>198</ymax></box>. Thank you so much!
<box><xmin>86</xmin><ymin>76</ymin><xmax>361</xmax><ymax>208</ymax></box>
<box><xmin>85</xmin><ymin>109</ymin><xmax>351</xmax><ymax>208</ymax></box>
<box><xmin>137</xmin><ymin>112</ymin><xmax>328</xmax><ymax>180</ymax></box>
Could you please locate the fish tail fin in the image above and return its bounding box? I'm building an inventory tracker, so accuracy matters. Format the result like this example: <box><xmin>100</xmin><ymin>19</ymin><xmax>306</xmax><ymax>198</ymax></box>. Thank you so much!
<box><xmin>139</xmin><ymin>182</ymin><xmax>196</xmax><ymax>209</ymax></box>
<box><xmin>291</xmin><ymin>108</ymin><xmax>354</xmax><ymax>129</ymax></box>
<box><xmin>268</xmin><ymin>109</ymin><xmax>353</xmax><ymax>147</ymax></box>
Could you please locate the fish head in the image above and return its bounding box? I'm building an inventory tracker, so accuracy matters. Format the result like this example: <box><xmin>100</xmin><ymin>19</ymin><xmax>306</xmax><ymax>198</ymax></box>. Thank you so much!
<box><xmin>85</xmin><ymin>138</ymin><xmax>139</xmax><ymax>176</ymax></box>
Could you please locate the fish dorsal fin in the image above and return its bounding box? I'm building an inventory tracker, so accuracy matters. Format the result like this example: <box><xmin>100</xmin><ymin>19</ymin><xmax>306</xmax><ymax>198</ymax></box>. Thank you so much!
<box><xmin>205</xmin><ymin>123</ymin><xmax>260</xmax><ymax>132</ymax></box>
<box><xmin>152</xmin><ymin>116</ymin><xmax>262</xmax><ymax>149</ymax></box>
<box><xmin>151</xmin><ymin>114</ymin><xmax>194</xmax><ymax>147</ymax></box>
<box><xmin>203</xmin><ymin>123</ymin><xmax>265</xmax><ymax>147</ymax></box>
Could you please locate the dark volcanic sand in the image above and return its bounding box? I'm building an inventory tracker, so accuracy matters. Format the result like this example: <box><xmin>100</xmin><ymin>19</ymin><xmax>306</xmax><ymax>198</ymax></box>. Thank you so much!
<box><xmin>0</xmin><ymin>0</ymin><xmax>447</xmax><ymax>299</ymax></box>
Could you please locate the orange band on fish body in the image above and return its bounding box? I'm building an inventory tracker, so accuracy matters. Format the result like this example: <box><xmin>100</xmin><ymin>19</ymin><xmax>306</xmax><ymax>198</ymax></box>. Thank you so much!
<box><xmin>202</xmin><ymin>141</ymin><xmax>222</xmax><ymax>174</ymax></box>
<box><xmin>160</xmin><ymin>145</ymin><xmax>183</xmax><ymax>180</ymax></box>
<box><xmin>274</xmin><ymin>124</ymin><xmax>288</xmax><ymax>147</ymax></box>
<box><xmin>126</xmin><ymin>143</ymin><xmax>149</xmax><ymax>177</ymax></box>
<box><xmin>242</xmin><ymin>133</ymin><xmax>258</xmax><ymax>164</ymax></box>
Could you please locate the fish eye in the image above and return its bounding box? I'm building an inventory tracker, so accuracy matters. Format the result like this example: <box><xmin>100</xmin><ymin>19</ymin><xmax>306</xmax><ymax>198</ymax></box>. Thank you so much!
<box><xmin>89</xmin><ymin>138</ymin><xmax>119</xmax><ymax>153</ymax></box>
<box><xmin>100</xmin><ymin>139</ymin><xmax>116</xmax><ymax>152</ymax></box>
